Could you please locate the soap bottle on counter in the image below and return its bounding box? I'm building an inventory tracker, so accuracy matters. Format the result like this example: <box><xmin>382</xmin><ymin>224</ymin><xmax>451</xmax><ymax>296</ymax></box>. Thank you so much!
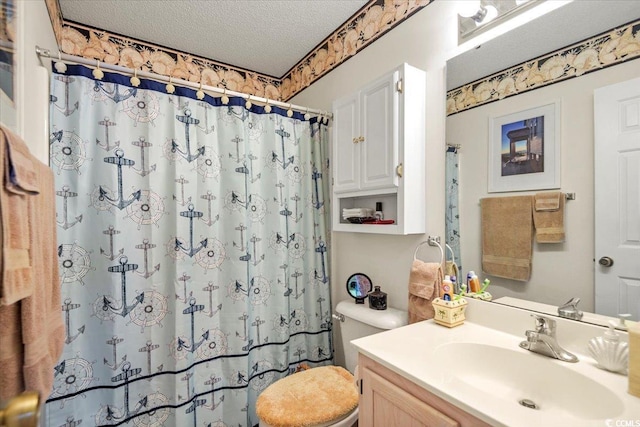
<box><xmin>588</xmin><ymin>320</ymin><xmax>628</xmax><ymax>375</ymax></box>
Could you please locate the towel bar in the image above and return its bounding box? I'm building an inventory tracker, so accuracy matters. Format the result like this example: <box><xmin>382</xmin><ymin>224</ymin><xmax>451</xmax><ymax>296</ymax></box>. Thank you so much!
<box><xmin>413</xmin><ymin>236</ymin><xmax>444</xmax><ymax>266</ymax></box>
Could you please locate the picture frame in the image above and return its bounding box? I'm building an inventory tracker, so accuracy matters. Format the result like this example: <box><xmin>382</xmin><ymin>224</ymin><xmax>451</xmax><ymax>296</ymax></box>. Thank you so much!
<box><xmin>0</xmin><ymin>0</ymin><xmax>16</xmax><ymax>129</ymax></box>
<box><xmin>488</xmin><ymin>100</ymin><xmax>560</xmax><ymax>193</ymax></box>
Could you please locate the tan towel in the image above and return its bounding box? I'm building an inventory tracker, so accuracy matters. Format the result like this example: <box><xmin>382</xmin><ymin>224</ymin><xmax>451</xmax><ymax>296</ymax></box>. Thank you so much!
<box><xmin>0</xmin><ymin>126</ymin><xmax>40</xmax><ymax>305</ymax></box>
<box><xmin>445</xmin><ymin>260</ymin><xmax>459</xmax><ymax>281</ymax></box>
<box><xmin>408</xmin><ymin>260</ymin><xmax>442</xmax><ymax>323</ymax></box>
<box><xmin>481</xmin><ymin>196</ymin><xmax>533</xmax><ymax>282</ymax></box>
<box><xmin>533</xmin><ymin>191</ymin><xmax>565</xmax><ymax>243</ymax></box>
<box><xmin>0</xmin><ymin>125</ymin><xmax>64</xmax><ymax>401</ymax></box>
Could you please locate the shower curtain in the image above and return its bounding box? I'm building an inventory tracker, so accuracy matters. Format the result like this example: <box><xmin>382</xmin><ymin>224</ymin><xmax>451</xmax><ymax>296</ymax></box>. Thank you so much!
<box><xmin>445</xmin><ymin>146</ymin><xmax>462</xmax><ymax>273</ymax></box>
<box><xmin>46</xmin><ymin>65</ymin><xmax>332</xmax><ymax>427</ymax></box>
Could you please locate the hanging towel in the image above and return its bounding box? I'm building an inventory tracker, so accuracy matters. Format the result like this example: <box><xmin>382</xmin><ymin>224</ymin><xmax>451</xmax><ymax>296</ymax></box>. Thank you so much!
<box><xmin>408</xmin><ymin>260</ymin><xmax>442</xmax><ymax>323</ymax></box>
<box><xmin>533</xmin><ymin>191</ymin><xmax>565</xmax><ymax>243</ymax></box>
<box><xmin>481</xmin><ymin>196</ymin><xmax>533</xmax><ymax>282</ymax></box>
<box><xmin>0</xmin><ymin>125</ymin><xmax>65</xmax><ymax>401</ymax></box>
<box><xmin>0</xmin><ymin>125</ymin><xmax>40</xmax><ymax>305</ymax></box>
<box><xmin>445</xmin><ymin>260</ymin><xmax>459</xmax><ymax>280</ymax></box>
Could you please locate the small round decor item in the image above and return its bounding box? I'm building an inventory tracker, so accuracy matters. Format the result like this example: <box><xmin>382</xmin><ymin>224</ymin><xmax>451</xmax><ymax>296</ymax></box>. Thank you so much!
<box><xmin>346</xmin><ymin>273</ymin><xmax>373</xmax><ymax>304</ymax></box>
<box><xmin>368</xmin><ymin>285</ymin><xmax>387</xmax><ymax>310</ymax></box>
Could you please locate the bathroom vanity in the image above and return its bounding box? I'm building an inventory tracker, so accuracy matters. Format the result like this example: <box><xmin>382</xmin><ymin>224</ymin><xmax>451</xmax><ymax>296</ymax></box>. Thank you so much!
<box><xmin>352</xmin><ymin>299</ymin><xmax>640</xmax><ymax>427</ymax></box>
<box><xmin>359</xmin><ymin>355</ymin><xmax>489</xmax><ymax>426</ymax></box>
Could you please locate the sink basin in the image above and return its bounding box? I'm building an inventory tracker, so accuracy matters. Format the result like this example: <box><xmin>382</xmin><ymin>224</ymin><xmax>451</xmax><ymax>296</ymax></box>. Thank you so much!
<box><xmin>434</xmin><ymin>342</ymin><xmax>624</xmax><ymax>420</ymax></box>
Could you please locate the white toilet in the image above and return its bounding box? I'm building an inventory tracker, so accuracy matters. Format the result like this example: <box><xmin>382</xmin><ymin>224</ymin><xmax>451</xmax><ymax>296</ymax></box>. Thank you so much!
<box><xmin>256</xmin><ymin>300</ymin><xmax>408</xmax><ymax>427</ymax></box>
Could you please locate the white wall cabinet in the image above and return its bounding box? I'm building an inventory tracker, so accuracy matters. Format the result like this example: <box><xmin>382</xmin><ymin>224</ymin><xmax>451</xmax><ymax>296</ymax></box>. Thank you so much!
<box><xmin>359</xmin><ymin>354</ymin><xmax>492</xmax><ymax>427</ymax></box>
<box><xmin>332</xmin><ymin>63</ymin><xmax>426</xmax><ymax>235</ymax></box>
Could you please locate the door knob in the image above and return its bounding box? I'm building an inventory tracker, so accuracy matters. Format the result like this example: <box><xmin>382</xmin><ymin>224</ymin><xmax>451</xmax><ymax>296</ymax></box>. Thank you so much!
<box><xmin>598</xmin><ymin>256</ymin><xmax>614</xmax><ymax>267</ymax></box>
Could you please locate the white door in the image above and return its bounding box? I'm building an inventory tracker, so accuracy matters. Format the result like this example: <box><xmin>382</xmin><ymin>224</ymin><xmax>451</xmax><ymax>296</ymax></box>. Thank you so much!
<box><xmin>594</xmin><ymin>78</ymin><xmax>640</xmax><ymax>320</ymax></box>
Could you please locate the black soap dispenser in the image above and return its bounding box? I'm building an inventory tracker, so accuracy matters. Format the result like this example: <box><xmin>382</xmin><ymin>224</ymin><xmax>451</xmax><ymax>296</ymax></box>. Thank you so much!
<box><xmin>368</xmin><ymin>286</ymin><xmax>387</xmax><ymax>310</ymax></box>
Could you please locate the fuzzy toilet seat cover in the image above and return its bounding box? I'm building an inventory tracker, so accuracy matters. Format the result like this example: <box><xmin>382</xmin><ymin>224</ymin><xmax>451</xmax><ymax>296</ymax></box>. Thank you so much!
<box><xmin>256</xmin><ymin>365</ymin><xmax>358</xmax><ymax>427</ymax></box>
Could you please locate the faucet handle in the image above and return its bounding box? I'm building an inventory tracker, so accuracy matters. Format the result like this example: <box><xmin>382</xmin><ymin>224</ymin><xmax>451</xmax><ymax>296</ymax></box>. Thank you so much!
<box><xmin>531</xmin><ymin>314</ymin><xmax>556</xmax><ymax>334</ymax></box>
<box><xmin>558</xmin><ymin>297</ymin><xmax>583</xmax><ymax>320</ymax></box>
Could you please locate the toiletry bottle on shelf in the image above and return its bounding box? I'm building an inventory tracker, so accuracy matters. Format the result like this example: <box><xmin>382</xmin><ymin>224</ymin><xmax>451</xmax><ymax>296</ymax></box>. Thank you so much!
<box><xmin>374</xmin><ymin>202</ymin><xmax>384</xmax><ymax>221</ymax></box>
<box><xmin>467</xmin><ymin>271</ymin><xmax>480</xmax><ymax>293</ymax></box>
<box><xmin>441</xmin><ymin>275</ymin><xmax>453</xmax><ymax>301</ymax></box>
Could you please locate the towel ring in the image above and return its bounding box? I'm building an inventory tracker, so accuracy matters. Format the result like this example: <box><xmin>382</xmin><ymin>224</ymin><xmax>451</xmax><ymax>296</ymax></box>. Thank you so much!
<box><xmin>413</xmin><ymin>238</ymin><xmax>444</xmax><ymax>266</ymax></box>
<box><xmin>445</xmin><ymin>243</ymin><xmax>456</xmax><ymax>264</ymax></box>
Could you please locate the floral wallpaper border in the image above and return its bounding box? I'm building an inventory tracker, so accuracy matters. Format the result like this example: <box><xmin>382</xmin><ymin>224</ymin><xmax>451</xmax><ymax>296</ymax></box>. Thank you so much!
<box><xmin>44</xmin><ymin>0</ymin><xmax>431</xmax><ymax>102</ymax></box>
<box><xmin>447</xmin><ymin>19</ymin><xmax>640</xmax><ymax>116</ymax></box>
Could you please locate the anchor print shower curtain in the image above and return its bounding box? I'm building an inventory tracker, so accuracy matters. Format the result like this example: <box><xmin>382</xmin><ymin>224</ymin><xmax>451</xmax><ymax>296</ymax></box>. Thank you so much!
<box><xmin>46</xmin><ymin>65</ymin><xmax>332</xmax><ymax>427</ymax></box>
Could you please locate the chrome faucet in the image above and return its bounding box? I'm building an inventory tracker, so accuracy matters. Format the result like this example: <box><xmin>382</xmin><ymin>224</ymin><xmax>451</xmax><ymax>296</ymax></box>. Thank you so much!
<box><xmin>558</xmin><ymin>297</ymin><xmax>583</xmax><ymax>320</ymax></box>
<box><xmin>519</xmin><ymin>314</ymin><xmax>579</xmax><ymax>363</ymax></box>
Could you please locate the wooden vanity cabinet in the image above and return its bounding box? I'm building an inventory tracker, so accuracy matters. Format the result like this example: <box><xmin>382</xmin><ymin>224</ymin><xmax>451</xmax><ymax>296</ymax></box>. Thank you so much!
<box><xmin>358</xmin><ymin>354</ymin><xmax>492</xmax><ymax>427</ymax></box>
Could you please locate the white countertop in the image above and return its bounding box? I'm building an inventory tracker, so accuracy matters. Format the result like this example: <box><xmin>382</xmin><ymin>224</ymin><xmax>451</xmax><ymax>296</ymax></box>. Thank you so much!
<box><xmin>351</xmin><ymin>299</ymin><xmax>640</xmax><ymax>427</ymax></box>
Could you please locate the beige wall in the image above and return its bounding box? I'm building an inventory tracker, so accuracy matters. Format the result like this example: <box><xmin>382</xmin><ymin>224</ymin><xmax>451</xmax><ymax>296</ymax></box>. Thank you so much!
<box><xmin>9</xmin><ymin>0</ymin><xmax>56</xmax><ymax>163</ymax></box>
<box><xmin>292</xmin><ymin>2</ymin><xmax>460</xmax><ymax>367</ymax></box>
<box><xmin>447</xmin><ymin>59</ymin><xmax>640</xmax><ymax>313</ymax></box>
<box><xmin>20</xmin><ymin>0</ymin><xmax>57</xmax><ymax>163</ymax></box>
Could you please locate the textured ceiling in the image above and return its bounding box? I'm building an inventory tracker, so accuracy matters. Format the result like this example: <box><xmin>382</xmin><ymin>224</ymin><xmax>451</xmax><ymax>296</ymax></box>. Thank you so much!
<box><xmin>58</xmin><ymin>0</ymin><xmax>369</xmax><ymax>78</ymax></box>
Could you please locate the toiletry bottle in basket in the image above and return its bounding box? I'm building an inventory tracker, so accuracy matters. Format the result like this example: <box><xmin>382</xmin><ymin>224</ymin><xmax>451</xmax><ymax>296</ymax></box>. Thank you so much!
<box><xmin>441</xmin><ymin>275</ymin><xmax>454</xmax><ymax>301</ymax></box>
<box><xmin>467</xmin><ymin>271</ymin><xmax>480</xmax><ymax>293</ymax></box>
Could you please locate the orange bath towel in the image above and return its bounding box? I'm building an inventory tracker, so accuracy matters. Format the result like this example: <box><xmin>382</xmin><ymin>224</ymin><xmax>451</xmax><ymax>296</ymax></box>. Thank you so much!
<box><xmin>0</xmin><ymin>125</ymin><xmax>64</xmax><ymax>401</ymax></box>
<box><xmin>408</xmin><ymin>260</ymin><xmax>442</xmax><ymax>323</ymax></box>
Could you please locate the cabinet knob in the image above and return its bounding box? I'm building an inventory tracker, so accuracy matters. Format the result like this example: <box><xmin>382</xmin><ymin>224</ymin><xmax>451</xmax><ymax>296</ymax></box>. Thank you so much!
<box><xmin>396</xmin><ymin>163</ymin><xmax>403</xmax><ymax>177</ymax></box>
<box><xmin>352</xmin><ymin>137</ymin><xmax>358</xmax><ymax>144</ymax></box>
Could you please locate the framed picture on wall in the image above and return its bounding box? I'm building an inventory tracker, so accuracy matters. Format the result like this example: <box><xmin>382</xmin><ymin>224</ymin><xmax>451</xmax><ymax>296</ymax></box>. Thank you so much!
<box><xmin>0</xmin><ymin>0</ymin><xmax>15</xmax><ymax>104</ymax></box>
<box><xmin>0</xmin><ymin>0</ymin><xmax>17</xmax><ymax>130</ymax></box>
<box><xmin>488</xmin><ymin>100</ymin><xmax>560</xmax><ymax>193</ymax></box>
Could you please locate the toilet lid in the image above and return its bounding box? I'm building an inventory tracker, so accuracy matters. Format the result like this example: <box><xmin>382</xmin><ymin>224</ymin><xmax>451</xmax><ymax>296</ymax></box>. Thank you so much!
<box><xmin>256</xmin><ymin>366</ymin><xmax>358</xmax><ymax>427</ymax></box>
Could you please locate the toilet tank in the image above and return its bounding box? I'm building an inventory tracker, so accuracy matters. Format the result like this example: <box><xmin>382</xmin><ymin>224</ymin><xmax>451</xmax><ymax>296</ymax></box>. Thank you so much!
<box><xmin>335</xmin><ymin>300</ymin><xmax>408</xmax><ymax>373</ymax></box>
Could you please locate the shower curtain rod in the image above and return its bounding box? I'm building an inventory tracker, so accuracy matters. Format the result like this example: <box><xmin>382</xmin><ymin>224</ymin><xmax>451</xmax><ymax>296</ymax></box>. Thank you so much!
<box><xmin>35</xmin><ymin>45</ymin><xmax>332</xmax><ymax>120</ymax></box>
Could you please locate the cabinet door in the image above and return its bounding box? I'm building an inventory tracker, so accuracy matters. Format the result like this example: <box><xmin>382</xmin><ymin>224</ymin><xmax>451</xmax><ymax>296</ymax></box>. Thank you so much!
<box><xmin>360</xmin><ymin>367</ymin><xmax>459</xmax><ymax>427</ymax></box>
<box><xmin>360</xmin><ymin>70</ymin><xmax>398</xmax><ymax>191</ymax></box>
<box><xmin>332</xmin><ymin>93</ymin><xmax>360</xmax><ymax>193</ymax></box>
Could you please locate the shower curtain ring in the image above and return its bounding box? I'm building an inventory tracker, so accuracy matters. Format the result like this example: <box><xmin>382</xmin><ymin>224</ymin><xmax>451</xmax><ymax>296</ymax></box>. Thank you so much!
<box><xmin>166</xmin><ymin>75</ymin><xmax>175</xmax><ymax>94</ymax></box>
<box><xmin>196</xmin><ymin>81</ymin><xmax>205</xmax><ymax>100</ymax></box>
<box><xmin>304</xmin><ymin>108</ymin><xmax>310</xmax><ymax>121</ymax></box>
<box><xmin>264</xmin><ymin>98</ymin><xmax>272</xmax><ymax>114</ymax></box>
<box><xmin>92</xmin><ymin>60</ymin><xmax>104</xmax><ymax>80</ymax></box>
<box><xmin>130</xmin><ymin>68</ymin><xmax>140</xmax><ymax>87</ymax></box>
<box><xmin>286</xmin><ymin>103</ymin><xmax>293</xmax><ymax>118</ymax></box>
<box><xmin>245</xmin><ymin>94</ymin><xmax>252</xmax><ymax>109</ymax></box>
<box><xmin>221</xmin><ymin>87</ymin><xmax>229</xmax><ymax>105</ymax></box>
<box><xmin>54</xmin><ymin>51</ymin><xmax>67</xmax><ymax>73</ymax></box>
